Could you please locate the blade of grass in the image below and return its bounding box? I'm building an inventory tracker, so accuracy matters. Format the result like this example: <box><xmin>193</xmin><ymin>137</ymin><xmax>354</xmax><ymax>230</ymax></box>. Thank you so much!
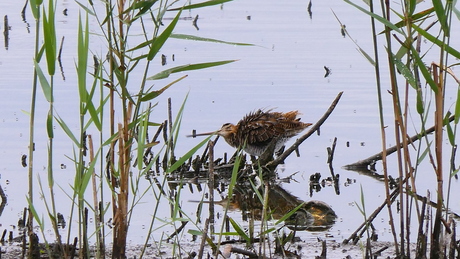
<box><xmin>344</xmin><ymin>0</ymin><xmax>403</xmax><ymax>34</ymax></box>
<box><xmin>147</xmin><ymin>60</ymin><xmax>237</xmax><ymax>80</ymax></box>
<box><xmin>170</xmin><ymin>34</ymin><xmax>254</xmax><ymax>46</ymax></box>
<box><xmin>166</xmin><ymin>135</ymin><xmax>213</xmax><ymax>173</ymax></box>
<box><xmin>228</xmin><ymin>217</ymin><xmax>251</xmax><ymax>243</ymax></box>
<box><xmin>77</xmin><ymin>13</ymin><xmax>89</xmax><ymax>104</ymax></box>
<box><xmin>169</xmin><ymin>0</ymin><xmax>233</xmax><ymax>11</ymax></box>
<box><xmin>46</xmin><ymin>110</ymin><xmax>54</xmax><ymax>139</ymax></box>
<box><xmin>43</xmin><ymin>0</ymin><xmax>56</xmax><ymax>76</ymax></box>
<box><xmin>55</xmin><ymin>114</ymin><xmax>81</xmax><ymax>147</ymax></box>
<box><xmin>412</xmin><ymin>24</ymin><xmax>460</xmax><ymax>59</ymax></box>
<box><xmin>29</xmin><ymin>0</ymin><xmax>43</xmax><ymax>19</ymax></box>
<box><xmin>75</xmin><ymin>1</ymin><xmax>95</xmax><ymax>16</ymax></box>
<box><xmin>141</xmin><ymin>75</ymin><xmax>188</xmax><ymax>101</ymax></box>
<box><xmin>34</xmin><ymin>60</ymin><xmax>52</xmax><ymax>102</ymax></box>
<box><xmin>455</xmin><ymin>85</ymin><xmax>460</xmax><ymax>124</ymax></box>
<box><xmin>147</xmin><ymin>9</ymin><xmax>182</xmax><ymax>61</ymax></box>
<box><xmin>432</xmin><ymin>0</ymin><xmax>449</xmax><ymax>35</ymax></box>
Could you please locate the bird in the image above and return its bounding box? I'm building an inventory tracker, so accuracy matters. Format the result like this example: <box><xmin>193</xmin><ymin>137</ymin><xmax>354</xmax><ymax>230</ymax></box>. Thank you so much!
<box><xmin>188</xmin><ymin>109</ymin><xmax>312</xmax><ymax>156</ymax></box>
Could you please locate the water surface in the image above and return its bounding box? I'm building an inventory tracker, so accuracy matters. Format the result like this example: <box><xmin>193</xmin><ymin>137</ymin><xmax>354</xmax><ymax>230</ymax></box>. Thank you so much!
<box><xmin>0</xmin><ymin>0</ymin><xmax>459</xmax><ymax>249</ymax></box>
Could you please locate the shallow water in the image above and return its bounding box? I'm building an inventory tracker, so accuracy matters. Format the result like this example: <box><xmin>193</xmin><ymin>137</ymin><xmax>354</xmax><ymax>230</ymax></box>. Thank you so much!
<box><xmin>0</xmin><ymin>0</ymin><xmax>459</xmax><ymax>250</ymax></box>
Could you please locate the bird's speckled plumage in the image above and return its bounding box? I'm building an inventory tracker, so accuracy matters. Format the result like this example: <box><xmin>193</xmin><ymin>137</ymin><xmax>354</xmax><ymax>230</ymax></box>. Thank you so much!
<box><xmin>190</xmin><ymin>109</ymin><xmax>312</xmax><ymax>156</ymax></box>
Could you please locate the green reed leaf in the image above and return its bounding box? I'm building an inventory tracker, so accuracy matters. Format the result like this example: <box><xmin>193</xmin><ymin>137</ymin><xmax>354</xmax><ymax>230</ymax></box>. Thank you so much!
<box><xmin>344</xmin><ymin>0</ymin><xmax>402</xmax><ymax>34</ymax></box>
<box><xmin>228</xmin><ymin>217</ymin><xmax>250</xmax><ymax>243</ymax></box>
<box><xmin>47</xmin><ymin>158</ymin><xmax>55</xmax><ymax>192</ymax></box>
<box><xmin>455</xmin><ymin>86</ymin><xmax>460</xmax><ymax>124</ymax></box>
<box><xmin>432</xmin><ymin>0</ymin><xmax>449</xmax><ymax>36</ymax></box>
<box><xmin>75</xmin><ymin>0</ymin><xmax>96</xmax><ymax>16</ymax></box>
<box><xmin>417</xmin><ymin>142</ymin><xmax>431</xmax><ymax>164</ymax></box>
<box><xmin>147</xmin><ymin>60</ymin><xmax>237</xmax><ymax>80</ymax></box>
<box><xmin>275</xmin><ymin>202</ymin><xmax>307</xmax><ymax>225</ymax></box>
<box><xmin>43</xmin><ymin>0</ymin><xmax>56</xmax><ymax>76</ymax></box>
<box><xmin>392</xmin><ymin>53</ymin><xmax>416</xmax><ymax>89</ymax></box>
<box><xmin>30</xmin><ymin>0</ymin><xmax>42</xmax><ymax>20</ymax></box>
<box><xmin>446</xmin><ymin>120</ymin><xmax>455</xmax><ymax>146</ymax></box>
<box><xmin>77</xmin><ymin>14</ymin><xmax>89</xmax><ymax>104</ymax></box>
<box><xmin>416</xmin><ymin>89</ymin><xmax>424</xmax><ymax>114</ymax></box>
<box><xmin>171</xmin><ymin>93</ymin><xmax>189</xmax><ymax>150</ymax></box>
<box><xmin>169</xmin><ymin>0</ymin><xmax>233</xmax><ymax>11</ymax></box>
<box><xmin>228</xmin><ymin>150</ymin><xmax>242</xmax><ymax>199</ymax></box>
<box><xmin>82</xmin><ymin>71</ymin><xmax>102</xmax><ymax>131</ymax></box>
<box><xmin>55</xmin><ymin>115</ymin><xmax>81</xmax><ymax>148</ymax></box>
<box><xmin>86</xmin><ymin>98</ymin><xmax>102</xmax><ymax>131</ymax></box>
<box><xmin>260</xmin><ymin>227</ymin><xmax>277</xmax><ymax>236</ymax></box>
<box><xmin>454</xmin><ymin>1</ymin><xmax>460</xmax><ymax>20</ymax></box>
<box><xmin>354</xmin><ymin>185</ymin><xmax>366</xmax><ymax>216</ymax></box>
<box><xmin>84</xmin><ymin>94</ymin><xmax>109</xmax><ymax>132</ymax></box>
<box><xmin>444</xmin><ymin>112</ymin><xmax>452</xmax><ymax>125</ymax></box>
<box><xmin>249</xmin><ymin>178</ymin><xmax>264</xmax><ymax>203</ymax></box>
<box><xmin>27</xmin><ymin>197</ymin><xmax>44</xmax><ymax>230</ymax></box>
<box><xmin>393</xmin><ymin>7</ymin><xmax>434</xmax><ymax>30</ymax></box>
<box><xmin>147</xmin><ymin>9</ymin><xmax>182</xmax><ymax>61</ymax></box>
<box><xmin>331</xmin><ymin>9</ymin><xmax>375</xmax><ymax>65</ymax></box>
<box><xmin>410</xmin><ymin>46</ymin><xmax>438</xmax><ymax>94</ymax></box>
<box><xmin>34</xmin><ymin>60</ymin><xmax>52</xmax><ymax>102</ymax></box>
<box><xmin>78</xmin><ymin>151</ymin><xmax>100</xmax><ymax>196</ymax></box>
<box><xmin>412</xmin><ymin>24</ymin><xmax>460</xmax><ymax>59</ymax></box>
<box><xmin>47</xmin><ymin>110</ymin><xmax>54</xmax><ymax>139</ymax></box>
<box><xmin>166</xmin><ymin>135</ymin><xmax>213</xmax><ymax>173</ymax></box>
<box><xmin>357</xmin><ymin>46</ymin><xmax>376</xmax><ymax>66</ymax></box>
<box><xmin>128</xmin><ymin>39</ymin><xmax>154</xmax><ymax>53</ymax></box>
<box><xmin>141</xmin><ymin>75</ymin><xmax>187</xmax><ymax>101</ymax></box>
<box><xmin>131</xmin><ymin>0</ymin><xmax>157</xmax><ymax>20</ymax></box>
<box><xmin>170</xmin><ymin>34</ymin><xmax>254</xmax><ymax>46</ymax></box>
<box><xmin>409</xmin><ymin>0</ymin><xmax>417</xmax><ymax>15</ymax></box>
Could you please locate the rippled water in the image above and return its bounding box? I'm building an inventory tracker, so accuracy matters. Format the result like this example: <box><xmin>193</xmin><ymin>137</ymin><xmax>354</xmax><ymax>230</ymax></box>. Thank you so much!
<box><xmin>0</xmin><ymin>0</ymin><xmax>459</xmax><ymax>248</ymax></box>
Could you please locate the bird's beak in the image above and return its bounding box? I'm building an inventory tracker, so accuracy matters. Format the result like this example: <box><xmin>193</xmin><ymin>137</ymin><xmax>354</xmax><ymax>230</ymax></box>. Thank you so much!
<box><xmin>186</xmin><ymin>130</ymin><xmax>218</xmax><ymax>138</ymax></box>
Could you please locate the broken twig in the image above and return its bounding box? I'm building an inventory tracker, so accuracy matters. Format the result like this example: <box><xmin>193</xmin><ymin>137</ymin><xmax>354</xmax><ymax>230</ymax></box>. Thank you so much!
<box><xmin>267</xmin><ymin>91</ymin><xmax>343</xmax><ymax>170</ymax></box>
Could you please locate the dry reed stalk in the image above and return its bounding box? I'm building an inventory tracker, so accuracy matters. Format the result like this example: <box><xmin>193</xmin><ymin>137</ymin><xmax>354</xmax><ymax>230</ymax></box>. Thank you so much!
<box><xmin>208</xmin><ymin>140</ymin><xmax>215</xmax><ymax>237</ymax></box>
<box><xmin>431</xmin><ymin>63</ymin><xmax>446</xmax><ymax>258</ymax></box>
<box><xmin>88</xmin><ymin>135</ymin><xmax>104</xmax><ymax>257</ymax></box>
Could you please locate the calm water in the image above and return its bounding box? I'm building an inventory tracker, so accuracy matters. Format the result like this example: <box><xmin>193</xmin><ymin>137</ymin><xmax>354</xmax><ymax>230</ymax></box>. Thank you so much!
<box><xmin>0</xmin><ymin>0</ymin><xmax>459</xmax><ymax>248</ymax></box>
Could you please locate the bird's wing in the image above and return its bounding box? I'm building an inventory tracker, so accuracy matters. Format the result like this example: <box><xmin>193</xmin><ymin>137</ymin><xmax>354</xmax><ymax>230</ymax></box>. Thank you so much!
<box><xmin>237</xmin><ymin>110</ymin><xmax>287</xmax><ymax>145</ymax></box>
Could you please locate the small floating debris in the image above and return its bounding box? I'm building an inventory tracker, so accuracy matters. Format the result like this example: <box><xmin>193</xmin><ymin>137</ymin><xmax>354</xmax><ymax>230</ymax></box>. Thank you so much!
<box><xmin>192</xmin><ymin>14</ymin><xmax>199</xmax><ymax>30</ymax></box>
<box><xmin>161</xmin><ymin>54</ymin><xmax>167</xmax><ymax>66</ymax></box>
<box><xmin>21</xmin><ymin>154</ymin><xmax>27</xmax><ymax>167</ymax></box>
<box><xmin>324</xmin><ymin>66</ymin><xmax>332</xmax><ymax>78</ymax></box>
<box><xmin>341</xmin><ymin>24</ymin><xmax>346</xmax><ymax>37</ymax></box>
<box><xmin>307</xmin><ymin>1</ymin><xmax>312</xmax><ymax>19</ymax></box>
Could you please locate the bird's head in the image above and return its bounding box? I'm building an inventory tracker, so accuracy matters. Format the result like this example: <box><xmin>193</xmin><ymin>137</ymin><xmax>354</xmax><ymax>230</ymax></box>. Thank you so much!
<box><xmin>217</xmin><ymin>123</ymin><xmax>237</xmax><ymax>138</ymax></box>
<box><xmin>186</xmin><ymin>123</ymin><xmax>237</xmax><ymax>139</ymax></box>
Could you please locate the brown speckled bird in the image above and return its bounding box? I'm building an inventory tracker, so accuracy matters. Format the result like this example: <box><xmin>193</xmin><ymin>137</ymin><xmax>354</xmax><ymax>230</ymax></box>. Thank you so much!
<box><xmin>188</xmin><ymin>109</ymin><xmax>312</xmax><ymax>156</ymax></box>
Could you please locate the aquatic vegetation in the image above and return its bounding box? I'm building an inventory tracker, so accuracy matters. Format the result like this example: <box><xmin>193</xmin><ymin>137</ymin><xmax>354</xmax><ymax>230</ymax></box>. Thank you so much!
<box><xmin>340</xmin><ymin>0</ymin><xmax>460</xmax><ymax>257</ymax></box>
<box><xmin>25</xmin><ymin>0</ymin><xmax>248</xmax><ymax>258</ymax></box>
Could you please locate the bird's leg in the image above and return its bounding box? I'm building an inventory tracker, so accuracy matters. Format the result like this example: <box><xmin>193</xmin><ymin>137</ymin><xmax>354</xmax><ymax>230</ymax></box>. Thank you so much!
<box><xmin>275</xmin><ymin>146</ymin><xmax>285</xmax><ymax>158</ymax></box>
<box><xmin>257</xmin><ymin>138</ymin><xmax>279</xmax><ymax>166</ymax></box>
